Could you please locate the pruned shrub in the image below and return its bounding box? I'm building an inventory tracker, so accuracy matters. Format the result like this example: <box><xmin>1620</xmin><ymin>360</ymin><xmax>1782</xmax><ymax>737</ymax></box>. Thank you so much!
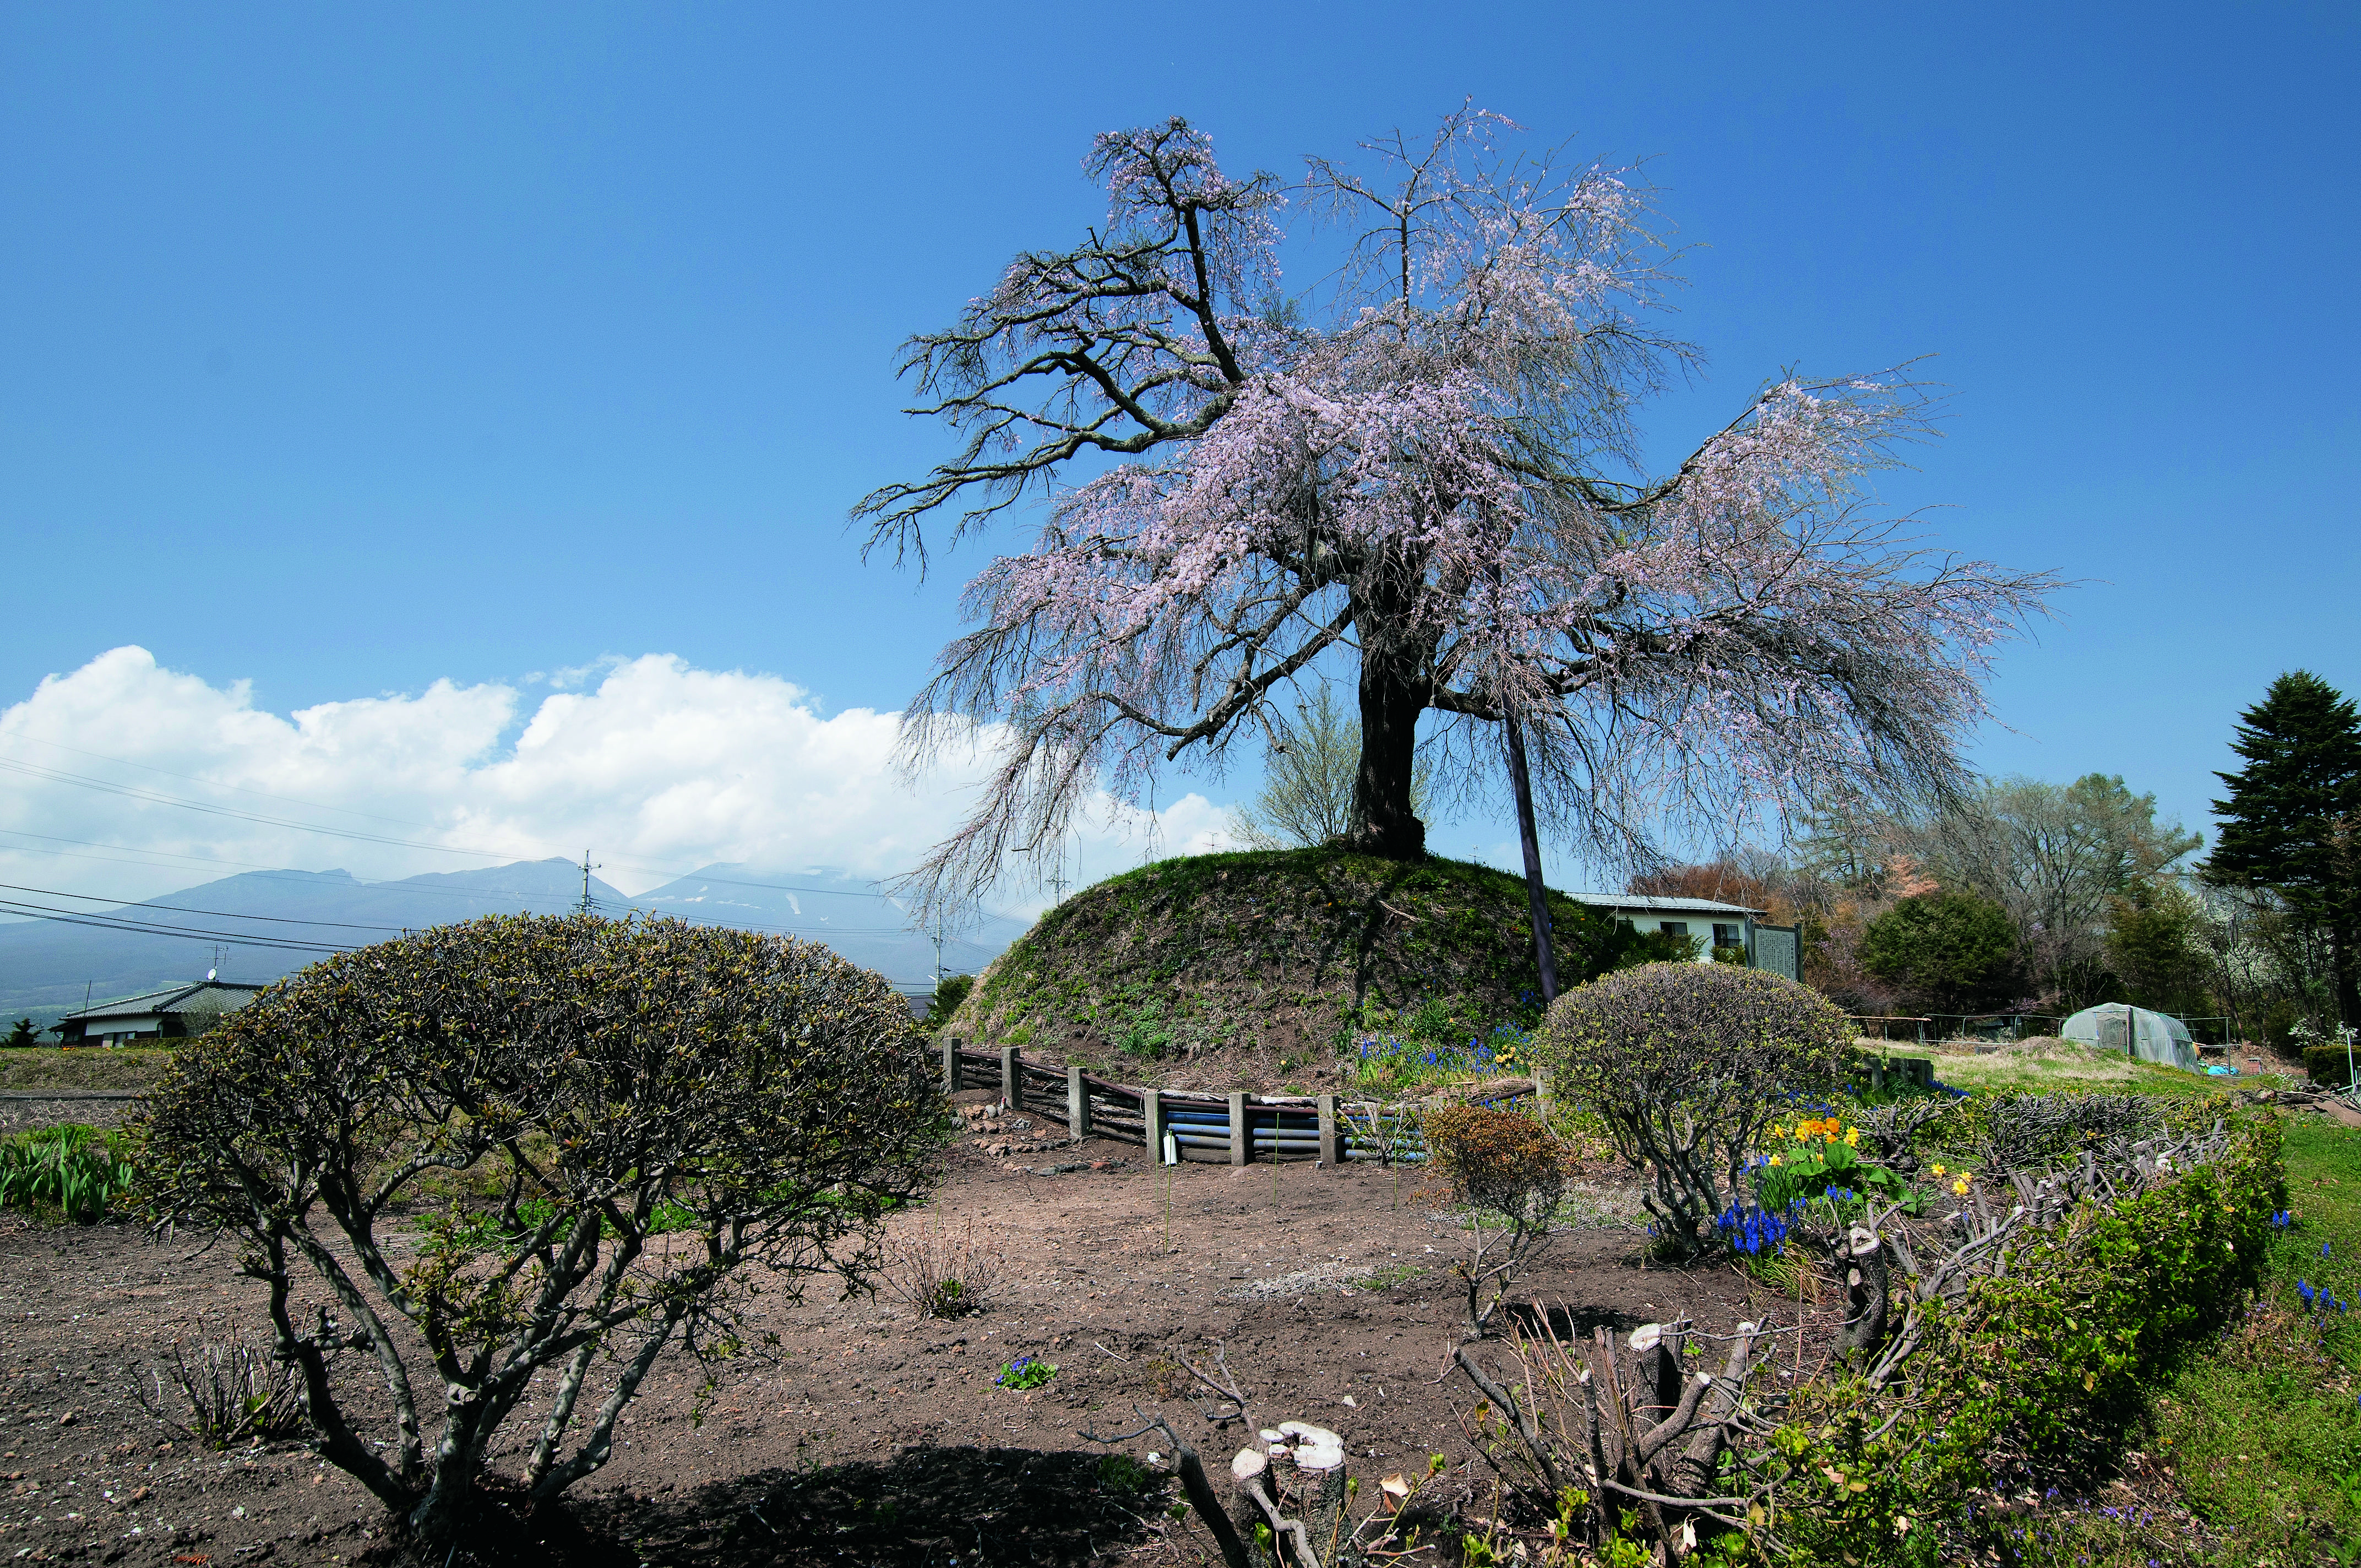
<box><xmin>1422</xmin><ymin>1106</ymin><xmax>1568</xmax><ymax>1223</ymax></box>
<box><xmin>1423</xmin><ymin>1106</ymin><xmax>1574</xmax><ymax>1338</ymax></box>
<box><xmin>1532</xmin><ymin>962</ymin><xmax>1852</xmax><ymax>1258</ymax></box>
<box><xmin>131</xmin><ymin>913</ymin><xmax>946</xmax><ymax>1553</ymax></box>
<box><xmin>884</xmin><ymin>1216</ymin><xmax>1001</xmax><ymax>1319</ymax></box>
<box><xmin>1959</xmin><ymin>1090</ymin><xmax>2162</xmax><ymax>1176</ymax></box>
<box><xmin>134</xmin><ymin>1337</ymin><xmax>306</xmax><ymax>1448</ymax></box>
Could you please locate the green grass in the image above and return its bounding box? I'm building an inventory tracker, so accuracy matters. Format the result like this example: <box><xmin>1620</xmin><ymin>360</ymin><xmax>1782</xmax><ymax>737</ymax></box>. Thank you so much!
<box><xmin>2140</xmin><ymin>1113</ymin><xmax>2361</xmax><ymax>1562</ymax></box>
<box><xmin>1976</xmin><ymin>1109</ymin><xmax>2361</xmax><ymax>1565</ymax></box>
<box><xmin>0</xmin><ymin>1123</ymin><xmax>136</xmax><ymax>1222</ymax></box>
<box><xmin>944</xmin><ymin>846</ymin><xmax>1678</xmax><ymax>1076</ymax></box>
<box><xmin>1907</xmin><ymin>1038</ymin><xmax>2233</xmax><ymax>1098</ymax></box>
<box><xmin>0</xmin><ymin>1045</ymin><xmax>175</xmax><ymax>1092</ymax></box>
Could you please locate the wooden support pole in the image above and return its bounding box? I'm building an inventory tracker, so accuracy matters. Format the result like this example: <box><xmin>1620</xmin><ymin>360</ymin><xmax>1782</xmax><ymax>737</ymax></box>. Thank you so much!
<box><xmin>1143</xmin><ymin>1088</ymin><xmax>1167</xmax><ymax>1162</ymax></box>
<box><xmin>1317</xmin><ymin>1094</ymin><xmax>1340</xmax><ymax>1168</ymax></box>
<box><xmin>1532</xmin><ymin>1069</ymin><xmax>1551</xmax><ymax>1120</ymax></box>
<box><xmin>1067</xmin><ymin>1063</ymin><xmax>1092</xmax><ymax>1140</ymax></box>
<box><xmin>943</xmin><ymin>1036</ymin><xmax>961</xmax><ymax>1095</ymax></box>
<box><xmin>1228</xmin><ymin>1091</ymin><xmax>1249</xmax><ymax>1166</ymax></box>
<box><xmin>1001</xmin><ymin>1046</ymin><xmax>1022</xmax><ymax>1110</ymax></box>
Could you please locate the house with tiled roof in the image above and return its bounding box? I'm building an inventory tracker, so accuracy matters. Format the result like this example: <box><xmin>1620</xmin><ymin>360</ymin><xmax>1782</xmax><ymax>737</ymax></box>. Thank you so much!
<box><xmin>55</xmin><ymin>977</ymin><xmax>264</xmax><ymax>1046</ymax></box>
<box><xmin>1570</xmin><ymin>894</ymin><xmax>1800</xmax><ymax>980</ymax></box>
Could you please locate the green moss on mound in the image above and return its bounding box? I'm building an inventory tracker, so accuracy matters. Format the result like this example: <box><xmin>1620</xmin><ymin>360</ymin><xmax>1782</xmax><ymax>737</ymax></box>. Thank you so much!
<box><xmin>944</xmin><ymin>847</ymin><xmax>1676</xmax><ymax>1084</ymax></box>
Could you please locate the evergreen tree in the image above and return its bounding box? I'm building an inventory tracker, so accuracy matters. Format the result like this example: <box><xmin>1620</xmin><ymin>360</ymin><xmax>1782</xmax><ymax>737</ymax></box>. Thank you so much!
<box><xmin>1859</xmin><ymin>889</ymin><xmax>2021</xmax><ymax>1016</ymax></box>
<box><xmin>2208</xmin><ymin>671</ymin><xmax>2361</xmax><ymax>1024</ymax></box>
<box><xmin>3</xmin><ymin>1018</ymin><xmax>40</xmax><ymax>1048</ymax></box>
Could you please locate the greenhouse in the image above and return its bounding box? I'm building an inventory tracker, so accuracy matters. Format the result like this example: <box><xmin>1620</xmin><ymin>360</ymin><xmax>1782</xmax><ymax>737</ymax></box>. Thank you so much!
<box><xmin>2060</xmin><ymin>1002</ymin><xmax>2200</xmax><ymax>1071</ymax></box>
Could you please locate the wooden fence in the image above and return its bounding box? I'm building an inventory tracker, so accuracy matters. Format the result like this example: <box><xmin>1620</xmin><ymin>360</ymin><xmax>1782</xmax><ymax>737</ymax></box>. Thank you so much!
<box><xmin>942</xmin><ymin>1042</ymin><xmax>1544</xmax><ymax>1167</ymax></box>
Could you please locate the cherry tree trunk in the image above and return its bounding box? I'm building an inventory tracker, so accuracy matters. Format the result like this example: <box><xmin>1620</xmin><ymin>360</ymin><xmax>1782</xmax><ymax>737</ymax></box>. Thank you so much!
<box><xmin>1348</xmin><ymin>645</ymin><xmax>1428</xmax><ymax>861</ymax></box>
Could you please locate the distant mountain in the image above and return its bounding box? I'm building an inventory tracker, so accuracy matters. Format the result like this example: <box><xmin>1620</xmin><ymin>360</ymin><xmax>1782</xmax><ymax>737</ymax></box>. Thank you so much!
<box><xmin>608</xmin><ymin>863</ymin><xmax>1030</xmax><ymax>999</ymax></box>
<box><xmin>0</xmin><ymin>859</ymin><xmax>1025</xmax><ymax>1028</ymax></box>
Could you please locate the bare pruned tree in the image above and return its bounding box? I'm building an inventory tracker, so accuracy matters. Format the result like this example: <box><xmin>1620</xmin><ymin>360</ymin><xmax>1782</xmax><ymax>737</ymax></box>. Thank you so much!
<box><xmin>856</xmin><ymin>109</ymin><xmax>2057</xmax><ymax>917</ymax></box>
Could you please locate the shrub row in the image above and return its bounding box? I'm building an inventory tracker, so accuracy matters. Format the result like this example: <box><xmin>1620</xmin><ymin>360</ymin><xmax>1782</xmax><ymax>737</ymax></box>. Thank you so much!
<box><xmin>1769</xmin><ymin>1110</ymin><xmax>2282</xmax><ymax>1563</ymax></box>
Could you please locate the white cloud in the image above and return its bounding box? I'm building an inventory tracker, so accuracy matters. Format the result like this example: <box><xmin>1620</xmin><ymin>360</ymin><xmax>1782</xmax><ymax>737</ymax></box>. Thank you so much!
<box><xmin>0</xmin><ymin>646</ymin><xmax>1236</xmax><ymax>912</ymax></box>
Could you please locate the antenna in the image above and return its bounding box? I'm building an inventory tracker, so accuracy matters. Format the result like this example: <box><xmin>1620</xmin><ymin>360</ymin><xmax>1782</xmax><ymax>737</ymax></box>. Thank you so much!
<box><xmin>578</xmin><ymin>851</ymin><xmax>602</xmax><ymax>915</ymax></box>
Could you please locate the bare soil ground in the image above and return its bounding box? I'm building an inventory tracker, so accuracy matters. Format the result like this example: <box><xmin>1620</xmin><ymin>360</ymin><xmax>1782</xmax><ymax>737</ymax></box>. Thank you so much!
<box><xmin>0</xmin><ymin>1091</ymin><xmax>1829</xmax><ymax>1566</ymax></box>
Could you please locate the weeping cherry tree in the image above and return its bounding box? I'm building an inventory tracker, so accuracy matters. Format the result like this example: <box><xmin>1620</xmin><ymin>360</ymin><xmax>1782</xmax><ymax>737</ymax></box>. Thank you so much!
<box><xmin>856</xmin><ymin>110</ymin><xmax>2055</xmax><ymax>917</ymax></box>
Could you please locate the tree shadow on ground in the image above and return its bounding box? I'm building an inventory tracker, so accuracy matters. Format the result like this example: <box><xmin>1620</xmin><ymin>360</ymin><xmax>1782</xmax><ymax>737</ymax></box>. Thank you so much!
<box><xmin>1500</xmin><ymin>1298</ymin><xmax>1656</xmax><ymax>1342</ymax></box>
<box><xmin>450</xmin><ymin>1446</ymin><xmax>1169</xmax><ymax>1567</ymax></box>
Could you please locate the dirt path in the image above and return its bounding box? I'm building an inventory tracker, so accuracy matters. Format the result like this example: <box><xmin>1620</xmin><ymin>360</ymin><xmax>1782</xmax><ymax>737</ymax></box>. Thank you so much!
<box><xmin>0</xmin><ymin>1114</ymin><xmax>1813</xmax><ymax>1565</ymax></box>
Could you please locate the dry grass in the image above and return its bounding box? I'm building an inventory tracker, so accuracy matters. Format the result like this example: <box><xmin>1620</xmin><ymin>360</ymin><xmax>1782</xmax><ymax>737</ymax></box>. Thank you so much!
<box><xmin>1913</xmin><ymin>1035</ymin><xmax>2262</xmax><ymax>1096</ymax></box>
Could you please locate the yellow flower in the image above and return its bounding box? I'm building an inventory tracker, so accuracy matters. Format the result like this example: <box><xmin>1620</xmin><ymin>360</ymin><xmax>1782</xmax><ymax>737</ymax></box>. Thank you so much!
<box><xmin>1843</xmin><ymin>1128</ymin><xmax>1860</xmax><ymax>1147</ymax></box>
<box><xmin>1769</xmin><ymin>1155</ymin><xmax>1783</xmax><ymax>1167</ymax></box>
<box><xmin>1772</xmin><ymin>1125</ymin><xmax>1787</xmax><ymax>1140</ymax></box>
<box><xmin>1932</xmin><ymin>1163</ymin><xmax>1946</xmax><ymax>1177</ymax></box>
<box><xmin>1952</xmin><ymin>1178</ymin><xmax>1970</xmax><ymax>1196</ymax></box>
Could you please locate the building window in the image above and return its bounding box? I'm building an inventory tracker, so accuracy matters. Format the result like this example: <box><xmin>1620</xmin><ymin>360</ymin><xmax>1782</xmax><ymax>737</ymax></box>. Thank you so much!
<box><xmin>1713</xmin><ymin>923</ymin><xmax>1743</xmax><ymax>948</ymax></box>
<box><xmin>1659</xmin><ymin>921</ymin><xmax>1688</xmax><ymax>937</ymax></box>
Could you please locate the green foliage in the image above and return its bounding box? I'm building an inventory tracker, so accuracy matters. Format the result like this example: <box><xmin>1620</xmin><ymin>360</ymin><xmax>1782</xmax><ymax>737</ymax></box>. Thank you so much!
<box><xmin>2137</xmin><ymin>1113</ymin><xmax>2361</xmax><ymax>1560</ymax></box>
<box><xmin>995</xmin><ymin>1354</ymin><xmax>1057</xmax><ymax>1390</ymax></box>
<box><xmin>0</xmin><ymin>1123</ymin><xmax>135</xmax><ymax>1222</ymax></box>
<box><xmin>1766</xmin><ymin>1112</ymin><xmax>2282</xmax><ymax>1564</ymax></box>
<box><xmin>131</xmin><ymin>912</ymin><xmax>948</xmax><ymax>1544</ymax></box>
<box><xmin>2208</xmin><ymin>668</ymin><xmax>2361</xmax><ymax>1023</ymax></box>
<box><xmin>1905</xmin><ymin>772</ymin><xmax>2204</xmax><ymax>1013</ymax></box>
<box><xmin>4</xmin><ymin>1017</ymin><xmax>41</xmax><ymax>1047</ymax></box>
<box><xmin>1754</xmin><ymin>1119</ymin><xmax>1924</xmax><ymax>1216</ymax></box>
<box><xmin>1533</xmin><ymin>962</ymin><xmax>1854</xmax><ymax>1257</ymax></box>
<box><xmin>422</xmin><ymin>1194</ymin><xmax>703</xmax><ymax>1250</ymax></box>
<box><xmin>1859</xmin><ymin>888</ymin><xmax>2020</xmax><ymax>1013</ymax></box>
<box><xmin>921</xmin><ymin>971</ymin><xmax>974</xmax><ymax>1030</ymax></box>
<box><xmin>2102</xmin><ymin>881</ymin><xmax>2213</xmax><ymax>1015</ymax></box>
<box><xmin>2208</xmin><ymin>670</ymin><xmax>2361</xmax><ymax>922</ymax></box>
<box><xmin>1114</xmin><ymin>998</ymin><xmax>1173</xmax><ymax>1059</ymax></box>
<box><xmin>1095</xmin><ymin>1452</ymin><xmax>1157</xmax><ymax>1496</ymax></box>
<box><xmin>2307</xmin><ymin>1043</ymin><xmax>2358</xmax><ymax>1086</ymax></box>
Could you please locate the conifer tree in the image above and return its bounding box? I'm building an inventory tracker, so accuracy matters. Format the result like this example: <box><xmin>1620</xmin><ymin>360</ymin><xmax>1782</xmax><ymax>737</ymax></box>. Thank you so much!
<box><xmin>2208</xmin><ymin>671</ymin><xmax>2361</xmax><ymax>1023</ymax></box>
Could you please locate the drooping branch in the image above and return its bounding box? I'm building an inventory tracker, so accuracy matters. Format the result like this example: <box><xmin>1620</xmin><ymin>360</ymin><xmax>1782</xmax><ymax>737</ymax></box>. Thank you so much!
<box><xmin>861</xmin><ymin>112</ymin><xmax>2057</xmax><ymax>913</ymax></box>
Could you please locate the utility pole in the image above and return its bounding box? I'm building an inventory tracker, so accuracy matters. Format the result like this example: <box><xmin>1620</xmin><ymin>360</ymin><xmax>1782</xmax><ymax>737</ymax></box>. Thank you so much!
<box><xmin>1504</xmin><ymin>714</ymin><xmax>1560</xmax><ymax>1005</ymax></box>
<box><xmin>578</xmin><ymin>851</ymin><xmax>602</xmax><ymax>915</ymax></box>
<box><xmin>1490</xmin><ymin>561</ymin><xmax>1560</xmax><ymax>1005</ymax></box>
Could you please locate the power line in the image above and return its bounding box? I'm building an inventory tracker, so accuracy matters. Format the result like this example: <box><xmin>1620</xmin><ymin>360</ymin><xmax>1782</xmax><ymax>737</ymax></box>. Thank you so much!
<box><xmin>0</xmin><ymin>898</ymin><xmax>348</xmax><ymax>954</ymax></box>
<box><xmin>0</xmin><ymin>881</ymin><xmax>407</xmax><ymax>933</ymax></box>
<box><xmin>0</xmin><ymin>748</ymin><xmax>1028</xmax><ymax>924</ymax></box>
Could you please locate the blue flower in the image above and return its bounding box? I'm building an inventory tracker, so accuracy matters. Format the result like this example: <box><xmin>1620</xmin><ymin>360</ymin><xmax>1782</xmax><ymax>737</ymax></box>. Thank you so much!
<box><xmin>2300</xmin><ymin>1280</ymin><xmax>2316</xmax><ymax>1304</ymax></box>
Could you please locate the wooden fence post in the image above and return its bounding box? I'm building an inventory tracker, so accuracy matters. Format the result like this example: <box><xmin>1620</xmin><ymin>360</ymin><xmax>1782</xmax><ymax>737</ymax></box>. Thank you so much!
<box><xmin>1531</xmin><ymin>1069</ymin><xmax>1551</xmax><ymax>1120</ymax></box>
<box><xmin>1001</xmin><ymin>1046</ymin><xmax>1022</xmax><ymax>1110</ymax></box>
<box><xmin>943</xmin><ymin>1036</ymin><xmax>961</xmax><ymax>1095</ymax></box>
<box><xmin>1317</xmin><ymin>1094</ymin><xmax>1340</xmax><ymax>1167</ymax></box>
<box><xmin>1228</xmin><ymin>1091</ymin><xmax>1249</xmax><ymax>1166</ymax></box>
<box><xmin>1143</xmin><ymin>1088</ymin><xmax>1166</xmax><ymax>1162</ymax></box>
<box><xmin>1067</xmin><ymin>1063</ymin><xmax>1093</xmax><ymax>1141</ymax></box>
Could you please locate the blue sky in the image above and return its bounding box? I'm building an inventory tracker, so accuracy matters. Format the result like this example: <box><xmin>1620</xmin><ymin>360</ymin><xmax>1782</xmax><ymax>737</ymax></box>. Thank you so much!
<box><xmin>2</xmin><ymin>1</ymin><xmax>2355</xmax><ymax>899</ymax></box>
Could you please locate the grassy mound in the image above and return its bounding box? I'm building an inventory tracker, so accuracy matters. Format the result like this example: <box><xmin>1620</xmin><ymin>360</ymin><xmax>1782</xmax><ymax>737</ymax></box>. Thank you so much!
<box><xmin>943</xmin><ymin>847</ymin><xmax>1677</xmax><ymax>1090</ymax></box>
